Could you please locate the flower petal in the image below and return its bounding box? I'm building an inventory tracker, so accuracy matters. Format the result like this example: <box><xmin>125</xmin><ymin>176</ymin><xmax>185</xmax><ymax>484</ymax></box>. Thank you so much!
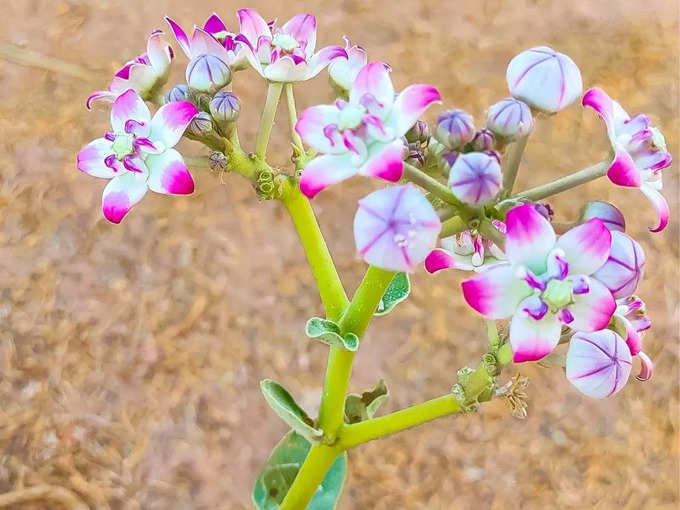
<box><xmin>165</xmin><ymin>17</ymin><xmax>192</xmax><ymax>58</ymax></box>
<box><xmin>592</xmin><ymin>231</ymin><xmax>644</xmax><ymax>299</ymax></box>
<box><xmin>388</xmin><ymin>84</ymin><xmax>441</xmax><ymax>137</ymax></box>
<box><xmin>299</xmin><ymin>153</ymin><xmax>356</xmax><ymax>198</ymax></box>
<box><xmin>582</xmin><ymin>87</ymin><xmax>630</xmax><ymax>143</ymax></box>
<box><xmin>295</xmin><ymin>105</ymin><xmax>342</xmax><ymax>154</ymax></box>
<box><xmin>607</xmin><ymin>148</ymin><xmax>641</xmax><ymax>188</ymax></box>
<box><xmin>77</xmin><ymin>138</ymin><xmax>117</xmax><ymax>178</ymax></box>
<box><xmin>640</xmin><ymin>184</ymin><xmax>669</xmax><ymax>233</ymax></box>
<box><xmin>111</xmin><ymin>89</ymin><xmax>151</xmax><ymax>134</ymax></box>
<box><xmin>146</xmin><ymin>149</ymin><xmax>195</xmax><ymax>195</ymax></box>
<box><xmin>510</xmin><ymin>310</ymin><xmax>561</xmax><ymax>362</ymax></box>
<box><xmin>281</xmin><ymin>14</ymin><xmax>317</xmax><ymax>55</ymax></box>
<box><xmin>568</xmin><ymin>278</ymin><xmax>616</xmax><ymax>332</ymax></box>
<box><xmin>359</xmin><ymin>140</ymin><xmax>404</xmax><ymax>182</ymax></box>
<box><xmin>425</xmin><ymin>249</ymin><xmax>469</xmax><ymax>273</ymax></box>
<box><xmin>504</xmin><ymin>204</ymin><xmax>556</xmax><ymax>274</ymax></box>
<box><xmin>190</xmin><ymin>26</ymin><xmax>229</xmax><ymax>60</ymax></box>
<box><xmin>557</xmin><ymin>218</ymin><xmax>611</xmax><ymax>275</ymax></box>
<box><xmin>350</xmin><ymin>62</ymin><xmax>394</xmax><ymax>108</ymax></box>
<box><xmin>150</xmin><ymin>101</ymin><xmax>199</xmax><ymax>149</ymax></box>
<box><xmin>146</xmin><ymin>30</ymin><xmax>173</xmax><ymax>76</ymax></box>
<box><xmin>461</xmin><ymin>263</ymin><xmax>531</xmax><ymax>319</ymax></box>
<box><xmin>86</xmin><ymin>90</ymin><xmax>117</xmax><ymax>110</ymax></box>
<box><xmin>203</xmin><ymin>13</ymin><xmax>227</xmax><ymax>36</ymax></box>
<box><xmin>263</xmin><ymin>55</ymin><xmax>309</xmax><ymax>82</ymax></box>
<box><xmin>238</xmin><ymin>9</ymin><xmax>271</xmax><ymax>46</ymax></box>
<box><xmin>308</xmin><ymin>45</ymin><xmax>348</xmax><ymax>79</ymax></box>
<box><xmin>101</xmin><ymin>171</ymin><xmax>148</xmax><ymax>224</ymax></box>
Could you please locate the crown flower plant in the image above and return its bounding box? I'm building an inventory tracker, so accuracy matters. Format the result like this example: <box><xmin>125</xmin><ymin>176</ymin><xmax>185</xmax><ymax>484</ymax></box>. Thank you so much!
<box><xmin>75</xmin><ymin>9</ymin><xmax>672</xmax><ymax>508</ymax></box>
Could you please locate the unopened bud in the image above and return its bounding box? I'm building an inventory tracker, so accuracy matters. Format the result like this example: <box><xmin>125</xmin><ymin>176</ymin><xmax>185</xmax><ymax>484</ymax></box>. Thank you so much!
<box><xmin>210</xmin><ymin>91</ymin><xmax>241</xmax><ymax>128</ymax></box>
<box><xmin>186</xmin><ymin>54</ymin><xmax>232</xmax><ymax>94</ymax></box>
<box><xmin>405</xmin><ymin>120</ymin><xmax>430</xmax><ymax>145</ymax></box>
<box><xmin>486</xmin><ymin>98</ymin><xmax>533</xmax><ymax>141</ymax></box>
<box><xmin>187</xmin><ymin>111</ymin><xmax>214</xmax><ymax>137</ymax></box>
<box><xmin>165</xmin><ymin>84</ymin><xmax>189</xmax><ymax>103</ymax></box>
<box><xmin>448</xmin><ymin>152</ymin><xmax>501</xmax><ymax>206</ymax></box>
<box><xmin>435</xmin><ymin>109</ymin><xmax>475</xmax><ymax>151</ymax></box>
<box><xmin>470</xmin><ymin>128</ymin><xmax>495</xmax><ymax>151</ymax></box>
<box><xmin>593</xmin><ymin>232</ymin><xmax>645</xmax><ymax>299</ymax></box>
<box><xmin>580</xmin><ymin>201</ymin><xmax>626</xmax><ymax>232</ymax></box>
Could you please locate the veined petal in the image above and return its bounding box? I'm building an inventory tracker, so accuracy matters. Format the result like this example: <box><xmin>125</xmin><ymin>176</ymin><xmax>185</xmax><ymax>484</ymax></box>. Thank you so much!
<box><xmin>359</xmin><ymin>140</ymin><xmax>404</xmax><ymax>182</ymax></box>
<box><xmin>640</xmin><ymin>184</ymin><xmax>669</xmax><ymax>233</ymax></box>
<box><xmin>77</xmin><ymin>138</ymin><xmax>118</xmax><ymax>178</ymax></box>
<box><xmin>350</xmin><ymin>62</ymin><xmax>394</xmax><ymax>108</ymax></box>
<box><xmin>101</xmin><ymin>171</ymin><xmax>148</xmax><ymax>224</ymax></box>
<box><xmin>295</xmin><ymin>105</ymin><xmax>342</xmax><ymax>154</ymax></box>
<box><xmin>582</xmin><ymin>87</ymin><xmax>630</xmax><ymax>143</ymax></box>
<box><xmin>388</xmin><ymin>84</ymin><xmax>441</xmax><ymax>137</ymax></box>
<box><xmin>238</xmin><ymin>9</ymin><xmax>272</xmax><ymax>46</ymax></box>
<box><xmin>299</xmin><ymin>153</ymin><xmax>356</xmax><ymax>198</ymax></box>
<box><xmin>568</xmin><ymin>278</ymin><xmax>616</xmax><ymax>332</ymax></box>
<box><xmin>557</xmin><ymin>219</ymin><xmax>611</xmax><ymax>275</ymax></box>
<box><xmin>607</xmin><ymin>148</ymin><xmax>642</xmax><ymax>188</ymax></box>
<box><xmin>510</xmin><ymin>310</ymin><xmax>561</xmax><ymax>362</ymax></box>
<box><xmin>281</xmin><ymin>14</ymin><xmax>317</xmax><ymax>55</ymax></box>
<box><xmin>308</xmin><ymin>45</ymin><xmax>347</xmax><ymax>79</ymax></box>
<box><xmin>505</xmin><ymin>204</ymin><xmax>556</xmax><ymax>274</ymax></box>
<box><xmin>111</xmin><ymin>89</ymin><xmax>151</xmax><ymax>134</ymax></box>
<box><xmin>150</xmin><ymin>101</ymin><xmax>199</xmax><ymax>149</ymax></box>
<box><xmin>146</xmin><ymin>149</ymin><xmax>195</xmax><ymax>195</ymax></box>
<box><xmin>461</xmin><ymin>263</ymin><xmax>531</xmax><ymax>319</ymax></box>
<box><xmin>165</xmin><ymin>17</ymin><xmax>192</xmax><ymax>58</ymax></box>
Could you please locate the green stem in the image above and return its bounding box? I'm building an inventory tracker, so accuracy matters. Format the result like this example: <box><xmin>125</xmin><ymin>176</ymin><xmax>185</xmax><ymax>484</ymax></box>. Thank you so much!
<box><xmin>254</xmin><ymin>82</ymin><xmax>284</xmax><ymax>158</ymax></box>
<box><xmin>502</xmin><ymin>135</ymin><xmax>529</xmax><ymax>193</ymax></box>
<box><xmin>340</xmin><ymin>394</ymin><xmax>462</xmax><ymax>448</ymax></box>
<box><xmin>510</xmin><ymin>160</ymin><xmax>610</xmax><ymax>202</ymax></box>
<box><xmin>439</xmin><ymin>215</ymin><xmax>467</xmax><ymax>238</ymax></box>
<box><xmin>279</xmin><ymin>443</ymin><xmax>342</xmax><ymax>510</ymax></box>
<box><xmin>478</xmin><ymin>219</ymin><xmax>506</xmax><ymax>251</ymax></box>
<box><xmin>403</xmin><ymin>163</ymin><xmax>471</xmax><ymax>214</ymax></box>
<box><xmin>285</xmin><ymin>83</ymin><xmax>304</xmax><ymax>150</ymax></box>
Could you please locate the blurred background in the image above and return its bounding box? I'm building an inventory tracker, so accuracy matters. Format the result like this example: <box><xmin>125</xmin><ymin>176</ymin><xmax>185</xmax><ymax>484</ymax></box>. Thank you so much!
<box><xmin>0</xmin><ymin>0</ymin><xmax>678</xmax><ymax>508</ymax></box>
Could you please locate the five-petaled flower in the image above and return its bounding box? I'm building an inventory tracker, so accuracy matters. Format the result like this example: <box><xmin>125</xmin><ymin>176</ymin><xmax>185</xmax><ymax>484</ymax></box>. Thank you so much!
<box><xmin>328</xmin><ymin>36</ymin><xmax>368</xmax><ymax>95</ymax></box>
<box><xmin>235</xmin><ymin>9</ymin><xmax>347</xmax><ymax>82</ymax></box>
<box><xmin>77</xmin><ymin>89</ymin><xmax>198</xmax><ymax>223</ymax></box>
<box><xmin>296</xmin><ymin>62</ymin><xmax>441</xmax><ymax>198</ymax></box>
<box><xmin>461</xmin><ymin>204</ymin><xmax>616</xmax><ymax>362</ymax></box>
<box><xmin>87</xmin><ymin>31</ymin><xmax>173</xmax><ymax>109</ymax></box>
<box><xmin>583</xmin><ymin>87</ymin><xmax>672</xmax><ymax>232</ymax></box>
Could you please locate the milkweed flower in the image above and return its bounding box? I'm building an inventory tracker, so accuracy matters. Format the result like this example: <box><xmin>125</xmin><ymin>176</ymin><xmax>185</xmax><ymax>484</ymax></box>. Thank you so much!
<box><xmin>236</xmin><ymin>9</ymin><xmax>347</xmax><ymax>82</ymax></box>
<box><xmin>354</xmin><ymin>185</ymin><xmax>441</xmax><ymax>272</ymax></box>
<box><xmin>425</xmin><ymin>221</ymin><xmax>506</xmax><ymax>273</ymax></box>
<box><xmin>461</xmin><ymin>204</ymin><xmax>616</xmax><ymax>362</ymax></box>
<box><xmin>447</xmin><ymin>152</ymin><xmax>502</xmax><ymax>206</ymax></box>
<box><xmin>329</xmin><ymin>37</ymin><xmax>367</xmax><ymax>94</ymax></box>
<box><xmin>583</xmin><ymin>87</ymin><xmax>672</xmax><ymax>232</ymax></box>
<box><xmin>506</xmin><ymin>46</ymin><xmax>582</xmax><ymax>113</ymax></box>
<box><xmin>77</xmin><ymin>89</ymin><xmax>198</xmax><ymax>223</ymax></box>
<box><xmin>486</xmin><ymin>97</ymin><xmax>533</xmax><ymax>141</ymax></box>
<box><xmin>87</xmin><ymin>31</ymin><xmax>173</xmax><ymax>108</ymax></box>
<box><xmin>565</xmin><ymin>330</ymin><xmax>632</xmax><ymax>398</ymax></box>
<box><xmin>579</xmin><ymin>201</ymin><xmax>625</xmax><ymax>232</ymax></box>
<box><xmin>296</xmin><ymin>62</ymin><xmax>441</xmax><ymax>197</ymax></box>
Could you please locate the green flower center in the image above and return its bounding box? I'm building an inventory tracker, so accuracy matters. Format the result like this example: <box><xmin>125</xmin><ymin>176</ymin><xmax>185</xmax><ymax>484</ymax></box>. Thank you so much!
<box><xmin>338</xmin><ymin>105</ymin><xmax>365</xmax><ymax>131</ymax></box>
<box><xmin>272</xmin><ymin>33</ymin><xmax>299</xmax><ymax>52</ymax></box>
<box><xmin>112</xmin><ymin>134</ymin><xmax>134</xmax><ymax>159</ymax></box>
<box><xmin>542</xmin><ymin>279</ymin><xmax>573</xmax><ymax>310</ymax></box>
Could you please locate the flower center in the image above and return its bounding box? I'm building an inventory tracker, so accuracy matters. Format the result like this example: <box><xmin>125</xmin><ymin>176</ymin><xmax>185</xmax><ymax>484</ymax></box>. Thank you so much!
<box><xmin>338</xmin><ymin>104</ymin><xmax>366</xmax><ymax>130</ymax></box>
<box><xmin>112</xmin><ymin>134</ymin><xmax>134</xmax><ymax>159</ymax></box>
<box><xmin>272</xmin><ymin>33</ymin><xmax>299</xmax><ymax>52</ymax></box>
<box><xmin>541</xmin><ymin>278</ymin><xmax>573</xmax><ymax>310</ymax></box>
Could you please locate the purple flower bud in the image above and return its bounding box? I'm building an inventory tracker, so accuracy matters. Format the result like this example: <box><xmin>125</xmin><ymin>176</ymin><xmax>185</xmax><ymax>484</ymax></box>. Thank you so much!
<box><xmin>186</xmin><ymin>54</ymin><xmax>232</xmax><ymax>94</ymax></box>
<box><xmin>406</xmin><ymin>142</ymin><xmax>425</xmax><ymax>168</ymax></box>
<box><xmin>210</xmin><ymin>91</ymin><xmax>241</xmax><ymax>124</ymax></box>
<box><xmin>470</xmin><ymin>128</ymin><xmax>495</xmax><ymax>151</ymax></box>
<box><xmin>593</xmin><ymin>231</ymin><xmax>645</xmax><ymax>299</ymax></box>
<box><xmin>486</xmin><ymin>98</ymin><xmax>533</xmax><ymax>140</ymax></box>
<box><xmin>405</xmin><ymin>120</ymin><xmax>430</xmax><ymax>145</ymax></box>
<box><xmin>448</xmin><ymin>152</ymin><xmax>502</xmax><ymax>206</ymax></box>
<box><xmin>187</xmin><ymin>111</ymin><xmax>214</xmax><ymax>137</ymax></box>
<box><xmin>435</xmin><ymin>109</ymin><xmax>475</xmax><ymax>150</ymax></box>
<box><xmin>506</xmin><ymin>46</ymin><xmax>583</xmax><ymax>113</ymax></box>
<box><xmin>166</xmin><ymin>84</ymin><xmax>189</xmax><ymax>103</ymax></box>
<box><xmin>566</xmin><ymin>330</ymin><xmax>632</xmax><ymax>398</ymax></box>
<box><xmin>580</xmin><ymin>201</ymin><xmax>626</xmax><ymax>232</ymax></box>
<box><xmin>531</xmin><ymin>202</ymin><xmax>554</xmax><ymax>221</ymax></box>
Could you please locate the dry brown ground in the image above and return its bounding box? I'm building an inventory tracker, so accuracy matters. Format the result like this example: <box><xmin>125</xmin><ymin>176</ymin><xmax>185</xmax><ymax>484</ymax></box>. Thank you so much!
<box><xmin>0</xmin><ymin>1</ymin><xmax>678</xmax><ymax>509</ymax></box>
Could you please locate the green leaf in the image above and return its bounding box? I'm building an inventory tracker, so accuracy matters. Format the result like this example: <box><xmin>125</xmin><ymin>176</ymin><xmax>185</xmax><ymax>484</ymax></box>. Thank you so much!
<box><xmin>344</xmin><ymin>379</ymin><xmax>389</xmax><ymax>424</ymax></box>
<box><xmin>496</xmin><ymin>343</ymin><xmax>513</xmax><ymax>365</ymax></box>
<box><xmin>252</xmin><ymin>431</ymin><xmax>347</xmax><ymax>510</ymax></box>
<box><xmin>375</xmin><ymin>272</ymin><xmax>410</xmax><ymax>316</ymax></box>
<box><xmin>260</xmin><ymin>380</ymin><xmax>323</xmax><ymax>441</ymax></box>
<box><xmin>305</xmin><ymin>317</ymin><xmax>359</xmax><ymax>351</ymax></box>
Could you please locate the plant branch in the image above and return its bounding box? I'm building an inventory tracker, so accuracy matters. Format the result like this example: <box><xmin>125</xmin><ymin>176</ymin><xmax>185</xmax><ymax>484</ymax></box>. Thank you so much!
<box><xmin>284</xmin><ymin>83</ymin><xmax>304</xmax><ymax>150</ymax></box>
<box><xmin>0</xmin><ymin>42</ymin><xmax>98</xmax><ymax>81</ymax></box>
<box><xmin>510</xmin><ymin>160</ymin><xmax>610</xmax><ymax>202</ymax></box>
<box><xmin>439</xmin><ymin>215</ymin><xmax>468</xmax><ymax>238</ymax></box>
<box><xmin>254</xmin><ymin>82</ymin><xmax>284</xmax><ymax>159</ymax></box>
<box><xmin>403</xmin><ymin>163</ymin><xmax>471</xmax><ymax>215</ymax></box>
<box><xmin>502</xmin><ymin>135</ymin><xmax>529</xmax><ymax>193</ymax></box>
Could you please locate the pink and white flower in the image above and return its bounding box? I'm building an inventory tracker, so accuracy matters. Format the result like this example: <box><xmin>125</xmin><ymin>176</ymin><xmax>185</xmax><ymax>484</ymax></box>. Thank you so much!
<box><xmin>354</xmin><ymin>185</ymin><xmax>441</xmax><ymax>272</ymax></box>
<box><xmin>87</xmin><ymin>31</ymin><xmax>173</xmax><ymax>108</ymax></box>
<box><xmin>565</xmin><ymin>330</ymin><xmax>632</xmax><ymax>398</ymax></box>
<box><xmin>461</xmin><ymin>204</ymin><xmax>616</xmax><ymax>362</ymax></box>
<box><xmin>236</xmin><ymin>9</ymin><xmax>347</xmax><ymax>82</ymax></box>
<box><xmin>425</xmin><ymin>221</ymin><xmax>506</xmax><ymax>273</ymax></box>
<box><xmin>583</xmin><ymin>87</ymin><xmax>672</xmax><ymax>232</ymax></box>
<box><xmin>296</xmin><ymin>62</ymin><xmax>441</xmax><ymax>197</ymax></box>
<box><xmin>77</xmin><ymin>89</ymin><xmax>198</xmax><ymax>223</ymax></box>
<box><xmin>447</xmin><ymin>152</ymin><xmax>502</xmax><ymax>206</ymax></box>
<box><xmin>610</xmin><ymin>296</ymin><xmax>654</xmax><ymax>382</ymax></box>
<box><xmin>329</xmin><ymin>37</ymin><xmax>368</xmax><ymax>93</ymax></box>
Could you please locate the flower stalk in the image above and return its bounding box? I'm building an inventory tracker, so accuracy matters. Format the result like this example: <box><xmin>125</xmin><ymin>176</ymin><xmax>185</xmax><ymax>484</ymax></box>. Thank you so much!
<box><xmin>502</xmin><ymin>134</ymin><xmax>529</xmax><ymax>193</ymax></box>
<box><xmin>510</xmin><ymin>160</ymin><xmax>610</xmax><ymax>202</ymax></box>
<box><xmin>254</xmin><ymin>82</ymin><xmax>284</xmax><ymax>158</ymax></box>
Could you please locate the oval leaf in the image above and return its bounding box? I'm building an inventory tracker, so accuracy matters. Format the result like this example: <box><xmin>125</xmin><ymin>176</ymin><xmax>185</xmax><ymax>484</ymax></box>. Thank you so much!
<box><xmin>252</xmin><ymin>431</ymin><xmax>347</xmax><ymax>510</ymax></box>
<box><xmin>306</xmin><ymin>317</ymin><xmax>359</xmax><ymax>351</ymax></box>
<box><xmin>375</xmin><ymin>272</ymin><xmax>410</xmax><ymax>316</ymax></box>
<box><xmin>260</xmin><ymin>380</ymin><xmax>322</xmax><ymax>441</ymax></box>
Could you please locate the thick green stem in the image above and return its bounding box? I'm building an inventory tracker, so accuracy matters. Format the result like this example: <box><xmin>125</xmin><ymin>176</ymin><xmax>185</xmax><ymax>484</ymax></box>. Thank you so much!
<box><xmin>439</xmin><ymin>215</ymin><xmax>467</xmax><ymax>238</ymax></box>
<box><xmin>254</xmin><ymin>82</ymin><xmax>284</xmax><ymax>158</ymax></box>
<box><xmin>403</xmin><ymin>163</ymin><xmax>471</xmax><ymax>215</ymax></box>
<box><xmin>502</xmin><ymin>135</ymin><xmax>529</xmax><ymax>193</ymax></box>
<box><xmin>285</xmin><ymin>83</ymin><xmax>304</xmax><ymax>150</ymax></box>
<box><xmin>511</xmin><ymin>160</ymin><xmax>610</xmax><ymax>202</ymax></box>
<box><xmin>340</xmin><ymin>394</ymin><xmax>462</xmax><ymax>448</ymax></box>
<box><xmin>478</xmin><ymin>218</ymin><xmax>506</xmax><ymax>251</ymax></box>
<box><xmin>279</xmin><ymin>443</ymin><xmax>342</xmax><ymax>510</ymax></box>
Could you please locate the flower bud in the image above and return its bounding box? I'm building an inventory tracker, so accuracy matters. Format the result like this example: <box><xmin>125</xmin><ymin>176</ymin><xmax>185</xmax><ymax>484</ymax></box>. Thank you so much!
<box><xmin>210</xmin><ymin>91</ymin><xmax>241</xmax><ymax>125</ymax></box>
<box><xmin>405</xmin><ymin>120</ymin><xmax>430</xmax><ymax>145</ymax></box>
<box><xmin>470</xmin><ymin>128</ymin><xmax>495</xmax><ymax>151</ymax></box>
<box><xmin>405</xmin><ymin>141</ymin><xmax>425</xmax><ymax>168</ymax></box>
<box><xmin>593</xmin><ymin>231</ymin><xmax>645</xmax><ymax>299</ymax></box>
<box><xmin>435</xmin><ymin>109</ymin><xmax>475</xmax><ymax>150</ymax></box>
<box><xmin>165</xmin><ymin>84</ymin><xmax>189</xmax><ymax>103</ymax></box>
<box><xmin>486</xmin><ymin>98</ymin><xmax>533</xmax><ymax>140</ymax></box>
<box><xmin>186</xmin><ymin>54</ymin><xmax>232</xmax><ymax>94</ymax></box>
<box><xmin>187</xmin><ymin>111</ymin><xmax>214</xmax><ymax>137</ymax></box>
<box><xmin>580</xmin><ymin>201</ymin><xmax>625</xmax><ymax>232</ymax></box>
<box><xmin>448</xmin><ymin>152</ymin><xmax>502</xmax><ymax>206</ymax></box>
<box><xmin>329</xmin><ymin>37</ymin><xmax>367</xmax><ymax>96</ymax></box>
<box><xmin>506</xmin><ymin>46</ymin><xmax>583</xmax><ymax>113</ymax></box>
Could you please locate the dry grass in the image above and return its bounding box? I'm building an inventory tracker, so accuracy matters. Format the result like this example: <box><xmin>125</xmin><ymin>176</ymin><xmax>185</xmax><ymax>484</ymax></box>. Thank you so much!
<box><xmin>0</xmin><ymin>1</ymin><xmax>677</xmax><ymax>508</ymax></box>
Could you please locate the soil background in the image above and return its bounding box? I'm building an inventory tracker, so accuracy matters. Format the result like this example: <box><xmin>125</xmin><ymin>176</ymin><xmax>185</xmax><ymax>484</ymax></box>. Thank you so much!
<box><xmin>0</xmin><ymin>1</ymin><xmax>678</xmax><ymax>509</ymax></box>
